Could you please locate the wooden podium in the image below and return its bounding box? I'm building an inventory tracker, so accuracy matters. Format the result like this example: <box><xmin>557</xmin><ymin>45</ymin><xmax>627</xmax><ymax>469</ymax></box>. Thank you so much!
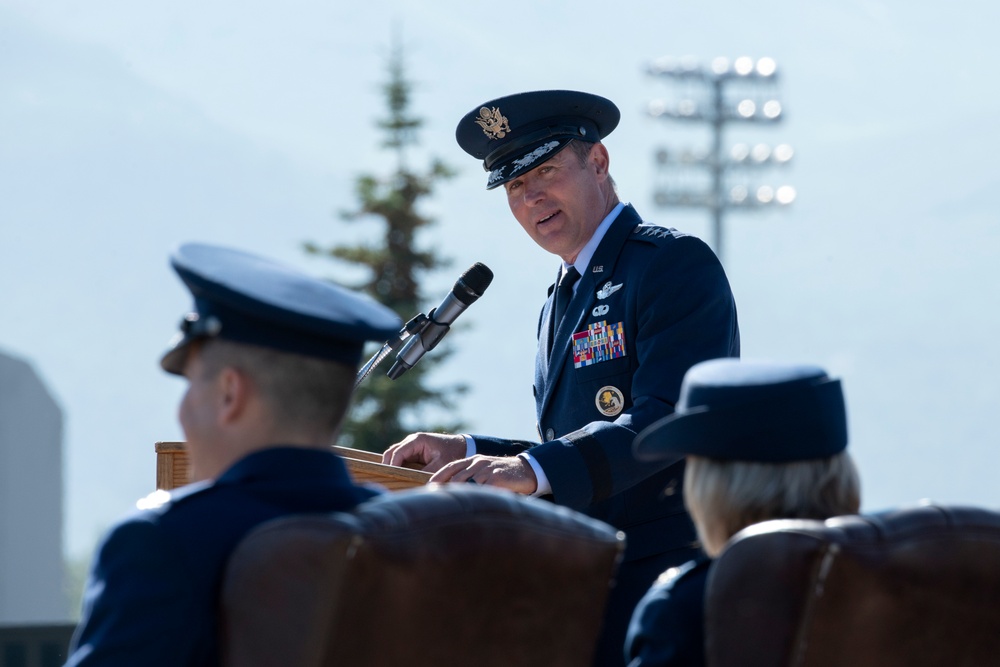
<box><xmin>154</xmin><ymin>442</ymin><xmax>432</xmax><ymax>492</ymax></box>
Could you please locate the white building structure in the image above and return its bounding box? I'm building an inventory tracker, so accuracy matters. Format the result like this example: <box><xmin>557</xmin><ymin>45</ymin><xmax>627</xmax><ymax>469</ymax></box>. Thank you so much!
<box><xmin>0</xmin><ymin>349</ymin><xmax>67</xmax><ymax>623</ymax></box>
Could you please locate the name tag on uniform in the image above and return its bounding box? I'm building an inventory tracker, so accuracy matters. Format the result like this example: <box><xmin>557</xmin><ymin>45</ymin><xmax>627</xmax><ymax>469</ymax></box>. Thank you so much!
<box><xmin>572</xmin><ymin>320</ymin><xmax>627</xmax><ymax>369</ymax></box>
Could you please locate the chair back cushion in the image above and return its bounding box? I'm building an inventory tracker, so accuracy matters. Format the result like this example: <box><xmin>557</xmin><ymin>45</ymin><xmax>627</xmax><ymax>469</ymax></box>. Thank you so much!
<box><xmin>220</xmin><ymin>484</ymin><xmax>624</xmax><ymax>667</ymax></box>
<box><xmin>705</xmin><ymin>503</ymin><xmax>1000</xmax><ymax>667</ymax></box>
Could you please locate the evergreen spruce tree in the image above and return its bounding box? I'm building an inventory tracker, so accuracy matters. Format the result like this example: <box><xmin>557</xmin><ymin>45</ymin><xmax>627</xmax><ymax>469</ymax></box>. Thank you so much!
<box><xmin>305</xmin><ymin>41</ymin><xmax>464</xmax><ymax>452</ymax></box>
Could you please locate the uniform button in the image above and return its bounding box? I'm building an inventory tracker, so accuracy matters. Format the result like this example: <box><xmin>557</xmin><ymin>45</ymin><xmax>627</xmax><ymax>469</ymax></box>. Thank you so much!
<box><xmin>545</xmin><ymin>428</ymin><xmax>555</xmax><ymax>441</ymax></box>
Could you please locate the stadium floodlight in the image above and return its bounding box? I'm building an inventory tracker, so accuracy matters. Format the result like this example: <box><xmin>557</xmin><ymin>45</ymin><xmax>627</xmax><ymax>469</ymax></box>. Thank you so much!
<box><xmin>756</xmin><ymin>57</ymin><xmax>778</xmax><ymax>77</ymax></box>
<box><xmin>776</xmin><ymin>185</ymin><xmax>797</xmax><ymax>204</ymax></box>
<box><xmin>773</xmin><ymin>144</ymin><xmax>794</xmax><ymax>163</ymax></box>
<box><xmin>646</xmin><ymin>55</ymin><xmax>794</xmax><ymax>262</ymax></box>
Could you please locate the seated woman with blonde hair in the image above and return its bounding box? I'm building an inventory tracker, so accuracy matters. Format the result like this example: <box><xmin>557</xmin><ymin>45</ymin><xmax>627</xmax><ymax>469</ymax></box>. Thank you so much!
<box><xmin>624</xmin><ymin>359</ymin><xmax>861</xmax><ymax>667</ymax></box>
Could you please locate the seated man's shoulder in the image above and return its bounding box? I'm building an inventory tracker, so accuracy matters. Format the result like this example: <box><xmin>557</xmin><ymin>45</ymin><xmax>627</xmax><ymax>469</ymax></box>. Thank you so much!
<box><xmin>133</xmin><ymin>480</ymin><xmax>215</xmax><ymax>516</ymax></box>
<box><xmin>101</xmin><ymin>480</ymin><xmax>271</xmax><ymax>569</ymax></box>
<box><xmin>85</xmin><ymin>483</ymin><xmax>216</xmax><ymax>566</ymax></box>
<box><xmin>125</xmin><ymin>480</ymin><xmax>244</xmax><ymax>537</ymax></box>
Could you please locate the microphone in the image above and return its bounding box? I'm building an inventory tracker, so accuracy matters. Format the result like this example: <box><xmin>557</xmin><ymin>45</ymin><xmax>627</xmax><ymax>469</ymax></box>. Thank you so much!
<box><xmin>387</xmin><ymin>262</ymin><xmax>494</xmax><ymax>379</ymax></box>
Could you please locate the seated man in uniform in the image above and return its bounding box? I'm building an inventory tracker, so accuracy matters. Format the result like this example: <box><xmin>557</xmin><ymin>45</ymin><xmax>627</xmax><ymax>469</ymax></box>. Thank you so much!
<box><xmin>624</xmin><ymin>358</ymin><xmax>861</xmax><ymax>667</ymax></box>
<box><xmin>66</xmin><ymin>242</ymin><xmax>401</xmax><ymax>667</ymax></box>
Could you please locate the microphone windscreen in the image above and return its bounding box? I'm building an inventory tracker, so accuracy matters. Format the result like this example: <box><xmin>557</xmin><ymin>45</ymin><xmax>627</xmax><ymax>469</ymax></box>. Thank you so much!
<box><xmin>457</xmin><ymin>263</ymin><xmax>494</xmax><ymax>301</ymax></box>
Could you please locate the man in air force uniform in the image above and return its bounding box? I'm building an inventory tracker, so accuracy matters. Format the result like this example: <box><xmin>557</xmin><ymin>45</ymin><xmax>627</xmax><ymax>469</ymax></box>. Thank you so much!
<box><xmin>383</xmin><ymin>90</ymin><xmax>741</xmax><ymax>665</ymax></box>
<box><xmin>66</xmin><ymin>243</ymin><xmax>401</xmax><ymax>667</ymax></box>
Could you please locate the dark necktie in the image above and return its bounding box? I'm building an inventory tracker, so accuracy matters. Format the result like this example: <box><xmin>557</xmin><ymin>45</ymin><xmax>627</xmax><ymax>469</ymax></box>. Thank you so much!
<box><xmin>553</xmin><ymin>266</ymin><xmax>581</xmax><ymax>328</ymax></box>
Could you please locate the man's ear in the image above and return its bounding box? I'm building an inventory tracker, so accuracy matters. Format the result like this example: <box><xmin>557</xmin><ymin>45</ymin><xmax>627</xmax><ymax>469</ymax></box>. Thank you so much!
<box><xmin>217</xmin><ymin>367</ymin><xmax>250</xmax><ymax>425</ymax></box>
<box><xmin>589</xmin><ymin>142</ymin><xmax>611</xmax><ymax>179</ymax></box>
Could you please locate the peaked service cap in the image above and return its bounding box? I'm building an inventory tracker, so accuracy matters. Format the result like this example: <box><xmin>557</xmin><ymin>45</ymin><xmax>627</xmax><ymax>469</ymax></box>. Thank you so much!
<box><xmin>456</xmin><ymin>90</ymin><xmax>620</xmax><ymax>190</ymax></box>
<box><xmin>633</xmin><ymin>359</ymin><xmax>848</xmax><ymax>463</ymax></box>
<box><xmin>160</xmin><ymin>243</ymin><xmax>402</xmax><ymax>375</ymax></box>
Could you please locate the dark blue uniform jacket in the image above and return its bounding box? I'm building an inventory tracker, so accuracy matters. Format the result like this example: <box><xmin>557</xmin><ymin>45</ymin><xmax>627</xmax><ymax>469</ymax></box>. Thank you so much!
<box><xmin>66</xmin><ymin>447</ymin><xmax>379</xmax><ymax>667</ymax></box>
<box><xmin>625</xmin><ymin>557</ymin><xmax>711</xmax><ymax>667</ymax></box>
<box><xmin>475</xmin><ymin>205</ymin><xmax>740</xmax><ymax>563</ymax></box>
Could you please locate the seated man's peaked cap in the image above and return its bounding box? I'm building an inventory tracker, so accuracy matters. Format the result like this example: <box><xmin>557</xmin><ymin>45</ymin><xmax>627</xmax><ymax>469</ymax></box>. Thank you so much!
<box><xmin>160</xmin><ymin>243</ymin><xmax>401</xmax><ymax>374</ymax></box>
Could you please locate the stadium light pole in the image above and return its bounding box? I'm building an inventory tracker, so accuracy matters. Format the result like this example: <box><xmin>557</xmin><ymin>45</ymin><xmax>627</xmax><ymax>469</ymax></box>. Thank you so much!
<box><xmin>647</xmin><ymin>55</ymin><xmax>795</xmax><ymax>263</ymax></box>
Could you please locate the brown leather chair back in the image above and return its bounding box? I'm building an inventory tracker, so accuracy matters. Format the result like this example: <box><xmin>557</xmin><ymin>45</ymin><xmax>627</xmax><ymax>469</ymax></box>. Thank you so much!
<box><xmin>704</xmin><ymin>503</ymin><xmax>1000</xmax><ymax>667</ymax></box>
<box><xmin>219</xmin><ymin>484</ymin><xmax>625</xmax><ymax>667</ymax></box>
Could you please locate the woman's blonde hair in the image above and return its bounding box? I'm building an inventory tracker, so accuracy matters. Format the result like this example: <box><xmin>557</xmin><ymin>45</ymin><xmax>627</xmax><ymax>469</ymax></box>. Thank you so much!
<box><xmin>684</xmin><ymin>451</ymin><xmax>861</xmax><ymax>557</ymax></box>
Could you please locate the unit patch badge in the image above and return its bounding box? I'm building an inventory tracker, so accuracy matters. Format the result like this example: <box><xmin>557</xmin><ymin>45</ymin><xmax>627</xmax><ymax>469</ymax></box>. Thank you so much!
<box><xmin>572</xmin><ymin>320</ymin><xmax>627</xmax><ymax>369</ymax></box>
<box><xmin>596</xmin><ymin>386</ymin><xmax>625</xmax><ymax>417</ymax></box>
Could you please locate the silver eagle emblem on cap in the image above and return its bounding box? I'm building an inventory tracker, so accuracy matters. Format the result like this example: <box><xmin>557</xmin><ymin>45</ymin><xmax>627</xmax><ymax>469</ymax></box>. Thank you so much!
<box><xmin>476</xmin><ymin>106</ymin><xmax>510</xmax><ymax>140</ymax></box>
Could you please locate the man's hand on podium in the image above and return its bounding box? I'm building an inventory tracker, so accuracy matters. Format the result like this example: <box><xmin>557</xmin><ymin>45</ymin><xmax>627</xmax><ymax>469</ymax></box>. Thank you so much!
<box><xmin>382</xmin><ymin>432</ymin><xmax>539</xmax><ymax>494</ymax></box>
<box><xmin>382</xmin><ymin>432</ymin><xmax>466</xmax><ymax>473</ymax></box>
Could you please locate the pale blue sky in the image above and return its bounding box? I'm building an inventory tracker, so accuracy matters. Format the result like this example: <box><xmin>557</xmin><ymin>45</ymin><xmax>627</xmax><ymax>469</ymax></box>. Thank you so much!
<box><xmin>2</xmin><ymin>0</ymin><xmax>998</xmax><ymax>562</ymax></box>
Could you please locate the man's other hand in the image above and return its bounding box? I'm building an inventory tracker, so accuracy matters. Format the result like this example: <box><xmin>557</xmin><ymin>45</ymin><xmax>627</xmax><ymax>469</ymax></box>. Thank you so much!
<box><xmin>430</xmin><ymin>455</ymin><xmax>538</xmax><ymax>495</ymax></box>
<box><xmin>382</xmin><ymin>432</ymin><xmax>467</xmax><ymax>472</ymax></box>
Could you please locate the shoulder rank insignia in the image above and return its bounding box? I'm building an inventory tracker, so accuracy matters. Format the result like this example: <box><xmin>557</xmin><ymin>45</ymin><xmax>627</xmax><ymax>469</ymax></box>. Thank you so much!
<box><xmin>136</xmin><ymin>489</ymin><xmax>172</xmax><ymax>510</ymax></box>
<box><xmin>476</xmin><ymin>106</ymin><xmax>511</xmax><ymax>140</ymax></box>
<box><xmin>596</xmin><ymin>386</ymin><xmax>625</xmax><ymax>417</ymax></box>
<box><xmin>597</xmin><ymin>281</ymin><xmax>623</xmax><ymax>299</ymax></box>
<box><xmin>634</xmin><ymin>226</ymin><xmax>673</xmax><ymax>239</ymax></box>
<box><xmin>573</xmin><ymin>320</ymin><xmax>627</xmax><ymax>369</ymax></box>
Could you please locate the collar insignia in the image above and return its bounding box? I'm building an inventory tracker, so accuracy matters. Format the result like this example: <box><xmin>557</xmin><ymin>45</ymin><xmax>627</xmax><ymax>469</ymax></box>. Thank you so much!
<box><xmin>476</xmin><ymin>106</ymin><xmax>510</xmax><ymax>140</ymax></box>
<box><xmin>592</xmin><ymin>265</ymin><xmax>604</xmax><ymax>273</ymax></box>
<box><xmin>597</xmin><ymin>281</ymin><xmax>623</xmax><ymax>299</ymax></box>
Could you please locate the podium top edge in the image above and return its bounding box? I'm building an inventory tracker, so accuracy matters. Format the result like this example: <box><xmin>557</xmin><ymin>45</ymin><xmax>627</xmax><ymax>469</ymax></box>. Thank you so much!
<box><xmin>155</xmin><ymin>441</ymin><xmax>186</xmax><ymax>452</ymax></box>
<box><xmin>154</xmin><ymin>442</ymin><xmax>428</xmax><ymax>478</ymax></box>
<box><xmin>156</xmin><ymin>442</ymin><xmax>390</xmax><ymax>458</ymax></box>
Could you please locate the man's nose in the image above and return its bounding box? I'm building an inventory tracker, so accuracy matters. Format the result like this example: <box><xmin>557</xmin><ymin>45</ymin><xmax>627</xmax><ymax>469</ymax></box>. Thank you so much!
<box><xmin>522</xmin><ymin>180</ymin><xmax>544</xmax><ymax>206</ymax></box>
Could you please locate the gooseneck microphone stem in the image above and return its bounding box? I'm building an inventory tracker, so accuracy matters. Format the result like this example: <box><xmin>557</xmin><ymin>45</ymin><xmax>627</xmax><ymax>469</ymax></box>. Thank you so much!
<box><xmin>355</xmin><ymin>262</ymin><xmax>493</xmax><ymax>388</ymax></box>
<box><xmin>386</xmin><ymin>262</ymin><xmax>494</xmax><ymax>380</ymax></box>
<box><xmin>354</xmin><ymin>313</ymin><xmax>428</xmax><ymax>389</ymax></box>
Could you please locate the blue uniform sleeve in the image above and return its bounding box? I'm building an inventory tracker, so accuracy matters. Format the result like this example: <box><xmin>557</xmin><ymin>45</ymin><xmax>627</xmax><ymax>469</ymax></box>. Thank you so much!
<box><xmin>66</xmin><ymin>517</ymin><xmax>204</xmax><ymax>667</ymax></box>
<box><xmin>625</xmin><ymin>559</ymin><xmax>710</xmax><ymax>667</ymax></box>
